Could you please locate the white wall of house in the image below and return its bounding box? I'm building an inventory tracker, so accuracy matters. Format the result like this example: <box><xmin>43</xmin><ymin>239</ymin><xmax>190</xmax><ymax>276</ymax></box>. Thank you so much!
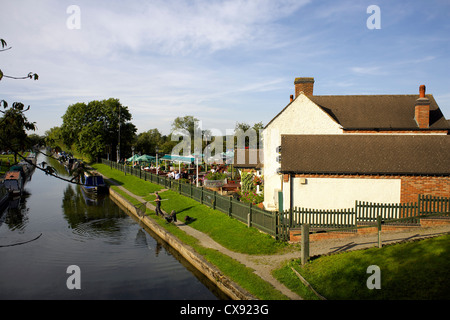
<box><xmin>282</xmin><ymin>177</ymin><xmax>402</xmax><ymax>210</ymax></box>
<box><xmin>263</xmin><ymin>93</ymin><xmax>343</xmax><ymax>211</ymax></box>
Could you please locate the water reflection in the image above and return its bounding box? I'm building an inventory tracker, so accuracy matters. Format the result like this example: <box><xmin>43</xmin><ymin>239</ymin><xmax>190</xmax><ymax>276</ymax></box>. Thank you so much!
<box><xmin>0</xmin><ymin>191</ymin><xmax>31</xmax><ymax>232</ymax></box>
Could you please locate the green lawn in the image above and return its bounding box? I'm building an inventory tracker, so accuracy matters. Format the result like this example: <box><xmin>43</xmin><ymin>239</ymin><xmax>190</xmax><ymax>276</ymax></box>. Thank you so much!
<box><xmin>92</xmin><ymin>163</ymin><xmax>162</xmax><ymax>196</ymax></box>
<box><xmin>274</xmin><ymin>234</ymin><xmax>450</xmax><ymax>300</ymax></box>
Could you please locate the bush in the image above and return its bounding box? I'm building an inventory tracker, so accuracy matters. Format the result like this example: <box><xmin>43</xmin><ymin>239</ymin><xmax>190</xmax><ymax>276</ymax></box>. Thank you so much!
<box><xmin>205</xmin><ymin>172</ymin><xmax>227</xmax><ymax>180</ymax></box>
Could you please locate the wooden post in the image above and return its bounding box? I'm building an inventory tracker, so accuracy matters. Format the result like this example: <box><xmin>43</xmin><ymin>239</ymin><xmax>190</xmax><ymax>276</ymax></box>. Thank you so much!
<box><xmin>248</xmin><ymin>203</ymin><xmax>252</xmax><ymax>227</ymax></box>
<box><xmin>301</xmin><ymin>224</ymin><xmax>310</xmax><ymax>265</ymax></box>
<box><xmin>377</xmin><ymin>215</ymin><xmax>382</xmax><ymax>248</ymax></box>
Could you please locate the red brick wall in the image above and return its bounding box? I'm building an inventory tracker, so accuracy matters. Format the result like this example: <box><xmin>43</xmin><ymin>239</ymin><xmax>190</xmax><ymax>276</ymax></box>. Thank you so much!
<box><xmin>400</xmin><ymin>176</ymin><xmax>450</xmax><ymax>203</ymax></box>
<box><xmin>293</xmin><ymin>174</ymin><xmax>450</xmax><ymax>203</ymax></box>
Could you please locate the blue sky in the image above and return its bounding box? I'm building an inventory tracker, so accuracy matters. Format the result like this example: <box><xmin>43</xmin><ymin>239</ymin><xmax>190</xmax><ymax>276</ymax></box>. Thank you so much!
<box><xmin>1</xmin><ymin>0</ymin><xmax>449</xmax><ymax>136</ymax></box>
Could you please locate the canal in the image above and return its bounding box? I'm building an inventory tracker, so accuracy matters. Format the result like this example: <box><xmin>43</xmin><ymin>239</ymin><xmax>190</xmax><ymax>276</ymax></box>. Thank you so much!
<box><xmin>0</xmin><ymin>153</ymin><xmax>227</xmax><ymax>300</ymax></box>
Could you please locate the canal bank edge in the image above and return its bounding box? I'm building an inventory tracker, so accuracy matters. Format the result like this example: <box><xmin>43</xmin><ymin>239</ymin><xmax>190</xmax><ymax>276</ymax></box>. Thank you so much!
<box><xmin>107</xmin><ymin>186</ymin><xmax>257</xmax><ymax>300</ymax></box>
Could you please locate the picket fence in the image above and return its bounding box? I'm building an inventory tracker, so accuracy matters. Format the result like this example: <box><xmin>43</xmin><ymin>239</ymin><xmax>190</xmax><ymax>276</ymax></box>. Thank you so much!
<box><xmin>276</xmin><ymin>195</ymin><xmax>450</xmax><ymax>241</ymax></box>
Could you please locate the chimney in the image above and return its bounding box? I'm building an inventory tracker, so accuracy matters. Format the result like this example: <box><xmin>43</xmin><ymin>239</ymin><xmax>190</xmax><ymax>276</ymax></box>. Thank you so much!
<box><xmin>415</xmin><ymin>84</ymin><xmax>430</xmax><ymax>129</ymax></box>
<box><xmin>294</xmin><ymin>77</ymin><xmax>314</xmax><ymax>97</ymax></box>
<box><xmin>290</xmin><ymin>94</ymin><xmax>294</xmax><ymax>103</ymax></box>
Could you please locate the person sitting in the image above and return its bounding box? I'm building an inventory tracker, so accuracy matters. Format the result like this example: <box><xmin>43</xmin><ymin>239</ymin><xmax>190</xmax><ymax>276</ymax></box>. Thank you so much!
<box><xmin>165</xmin><ymin>210</ymin><xmax>177</xmax><ymax>223</ymax></box>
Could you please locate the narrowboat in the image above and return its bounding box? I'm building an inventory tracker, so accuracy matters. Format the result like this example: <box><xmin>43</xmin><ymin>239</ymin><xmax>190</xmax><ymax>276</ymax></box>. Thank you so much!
<box><xmin>3</xmin><ymin>171</ymin><xmax>23</xmax><ymax>197</ymax></box>
<box><xmin>81</xmin><ymin>173</ymin><xmax>107</xmax><ymax>196</ymax></box>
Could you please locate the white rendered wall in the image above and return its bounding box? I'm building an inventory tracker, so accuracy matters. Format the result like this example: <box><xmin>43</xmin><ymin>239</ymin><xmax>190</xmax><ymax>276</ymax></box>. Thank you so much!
<box><xmin>263</xmin><ymin>94</ymin><xmax>342</xmax><ymax>211</ymax></box>
<box><xmin>282</xmin><ymin>177</ymin><xmax>402</xmax><ymax>210</ymax></box>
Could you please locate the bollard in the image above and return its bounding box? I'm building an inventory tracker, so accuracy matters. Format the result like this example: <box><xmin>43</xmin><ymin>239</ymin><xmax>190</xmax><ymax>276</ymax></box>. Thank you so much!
<box><xmin>301</xmin><ymin>224</ymin><xmax>310</xmax><ymax>265</ymax></box>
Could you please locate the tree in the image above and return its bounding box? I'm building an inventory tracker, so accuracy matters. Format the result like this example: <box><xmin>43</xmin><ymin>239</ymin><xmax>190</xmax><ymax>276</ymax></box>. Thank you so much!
<box><xmin>61</xmin><ymin>98</ymin><xmax>136</xmax><ymax>162</ymax></box>
<box><xmin>171</xmin><ymin>115</ymin><xmax>199</xmax><ymax>137</ymax></box>
<box><xmin>0</xmin><ymin>101</ymin><xmax>36</xmax><ymax>162</ymax></box>
<box><xmin>135</xmin><ymin>129</ymin><xmax>163</xmax><ymax>155</ymax></box>
<box><xmin>44</xmin><ymin>126</ymin><xmax>63</xmax><ymax>149</ymax></box>
<box><xmin>234</xmin><ymin>121</ymin><xmax>264</xmax><ymax>149</ymax></box>
<box><xmin>170</xmin><ymin>115</ymin><xmax>202</xmax><ymax>154</ymax></box>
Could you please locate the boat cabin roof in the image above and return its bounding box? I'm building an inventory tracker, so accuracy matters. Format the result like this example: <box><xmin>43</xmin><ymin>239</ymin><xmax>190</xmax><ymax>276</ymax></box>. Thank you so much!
<box><xmin>5</xmin><ymin>171</ymin><xmax>21</xmax><ymax>180</ymax></box>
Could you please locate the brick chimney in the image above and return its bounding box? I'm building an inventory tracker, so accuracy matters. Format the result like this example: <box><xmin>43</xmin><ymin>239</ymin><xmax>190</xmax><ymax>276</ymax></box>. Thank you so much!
<box><xmin>415</xmin><ymin>84</ymin><xmax>430</xmax><ymax>129</ymax></box>
<box><xmin>294</xmin><ymin>77</ymin><xmax>314</xmax><ymax>97</ymax></box>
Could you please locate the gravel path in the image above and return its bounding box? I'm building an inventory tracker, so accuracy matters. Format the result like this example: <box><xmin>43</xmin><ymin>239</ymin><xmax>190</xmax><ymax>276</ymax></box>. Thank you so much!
<box><xmin>101</xmin><ymin>174</ymin><xmax>450</xmax><ymax>300</ymax></box>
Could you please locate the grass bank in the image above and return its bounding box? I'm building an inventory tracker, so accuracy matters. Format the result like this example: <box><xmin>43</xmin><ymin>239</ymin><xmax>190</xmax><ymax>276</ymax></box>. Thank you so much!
<box><xmin>273</xmin><ymin>234</ymin><xmax>450</xmax><ymax>300</ymax></box>
<box><xmin>0</xmin><ymin>152</ymin><xmax>29</xmax><ymax>176</ymax></box>
<box><xmin>92</xmin><ymin>163</ymin><xmax>291</xmax><ymax>300</ymax></box>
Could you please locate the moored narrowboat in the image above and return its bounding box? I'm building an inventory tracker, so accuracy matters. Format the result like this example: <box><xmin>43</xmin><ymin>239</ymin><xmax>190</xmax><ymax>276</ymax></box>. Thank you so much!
<box><xmin>3</xmin><ymin>171</ymin><xmax>23</xmax><ymax>197</ymax></box>
<box><xmin>81</xmin><ymin>173</ymin><xmax>107</xmax><ymax>196</ymax></box>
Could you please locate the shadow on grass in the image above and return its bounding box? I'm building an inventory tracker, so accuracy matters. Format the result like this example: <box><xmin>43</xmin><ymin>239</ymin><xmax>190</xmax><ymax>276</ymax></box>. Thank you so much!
<box><xmin>107</xmin><ymin>178</ymin><xmax>124</xmax><ymax>186</ymax></box>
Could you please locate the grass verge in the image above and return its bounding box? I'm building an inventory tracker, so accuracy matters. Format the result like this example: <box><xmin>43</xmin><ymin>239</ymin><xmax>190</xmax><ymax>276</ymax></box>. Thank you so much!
<box><xmin>274</xmin><ymin>234</ymin><xmax>450</xmax><ymax>300</ymax></box>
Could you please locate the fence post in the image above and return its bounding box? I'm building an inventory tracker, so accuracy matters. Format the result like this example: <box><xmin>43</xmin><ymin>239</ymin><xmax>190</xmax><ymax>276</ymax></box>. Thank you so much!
<box><xmin>228</xmin><ymin>197</ymin><xmax>232</xmax><ymax>217</ymax></box>
<box><xmin>248</xmin><ymin>203</ymin><xmax>252</xmax><ymax>227</ymax></box>
<box><xmin>301</xmin><ymin>224</ymin><xmax>310</xmax><ymax>265</ymax></box>
<box><xmin>377</xmin><ymin>215</ymin><xmax>382</xmax><ymax>248</ymax></box>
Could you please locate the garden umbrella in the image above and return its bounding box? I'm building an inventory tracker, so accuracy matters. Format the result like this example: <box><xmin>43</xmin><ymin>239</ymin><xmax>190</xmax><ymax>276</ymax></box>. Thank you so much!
<box><xmin>127</xmin><ymin>154</ymin><xmax>140</xmax><ymax>162</ymax></box>
<box><xmin>137</xmin><ymin>154</ymin><xmax>155</xmax><ymax>162</ymax></box>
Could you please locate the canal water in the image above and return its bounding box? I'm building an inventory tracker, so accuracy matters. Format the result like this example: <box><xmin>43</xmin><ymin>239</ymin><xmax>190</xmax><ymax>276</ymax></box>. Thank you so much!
<box><xmin>0</xmin><ymin>153</ymin><xmax>227</xmax><ymax>300</ymax></box>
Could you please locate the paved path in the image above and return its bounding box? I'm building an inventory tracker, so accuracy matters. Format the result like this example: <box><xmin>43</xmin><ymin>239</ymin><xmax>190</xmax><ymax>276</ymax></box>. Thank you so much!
<box><xmin>102</xmin><ymin>175</ymin><xmax>450</xmax><ymax>300</ymax></box>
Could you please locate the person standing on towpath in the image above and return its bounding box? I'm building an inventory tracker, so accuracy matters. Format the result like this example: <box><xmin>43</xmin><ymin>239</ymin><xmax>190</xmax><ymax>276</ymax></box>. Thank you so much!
<box><xmin>154</xmin><ymin>191</ymin><xmax>163</xmax><ymax>216</ymax></box>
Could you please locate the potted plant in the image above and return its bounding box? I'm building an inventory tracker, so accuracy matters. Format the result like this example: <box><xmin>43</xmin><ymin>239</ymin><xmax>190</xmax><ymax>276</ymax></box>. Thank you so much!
<box><xmin>203</xmin><ymin>172</ymin><xmax>228</xmax><ymax>188</ymax></box>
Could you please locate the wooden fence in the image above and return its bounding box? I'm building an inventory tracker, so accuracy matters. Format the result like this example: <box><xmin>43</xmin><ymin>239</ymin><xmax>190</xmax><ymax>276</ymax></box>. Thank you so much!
<box><xmin>276</xmin><ymin>195</ymin><xmax>450</xmax><ymax>241</ymax></box>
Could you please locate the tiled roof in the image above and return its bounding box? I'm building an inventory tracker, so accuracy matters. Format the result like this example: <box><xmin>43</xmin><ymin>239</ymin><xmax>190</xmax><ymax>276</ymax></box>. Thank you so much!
<box><xmin>266</xmin><ymin>94</ymin><xmax>450</xmax><ymax>131</ymax></box>
<box><xmin>309</xmin><ymin>94</ymin><xmax>449</xmax><ymax>130</ymax></box>
<box><xmin>280</xmin><ymin>134</ymin><xmax>450</xmax><ymax>176</ymax></box>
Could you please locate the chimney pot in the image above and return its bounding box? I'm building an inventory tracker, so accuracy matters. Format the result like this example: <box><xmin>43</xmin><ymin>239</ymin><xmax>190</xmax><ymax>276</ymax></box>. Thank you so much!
<box><xmin>419</xmin><ymin>85</ymin><xmax>426</xmax><ymax>98</ymax></box>
<box><xmin>294</xmin><ymin>77</ymin><xmax>314</xmax><ymax>97</ymax></box>
<box><xmin>290</xmin><ymin>95</ymin><xmax>294</xmax><ymax>102</ymax></box>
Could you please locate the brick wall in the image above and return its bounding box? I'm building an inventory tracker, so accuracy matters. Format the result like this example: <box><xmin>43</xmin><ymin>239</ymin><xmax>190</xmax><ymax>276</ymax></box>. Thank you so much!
<box><xmin>400</xmin><ymin>176</ymin><xmax>450</xmax><ymax>203</ymax></box>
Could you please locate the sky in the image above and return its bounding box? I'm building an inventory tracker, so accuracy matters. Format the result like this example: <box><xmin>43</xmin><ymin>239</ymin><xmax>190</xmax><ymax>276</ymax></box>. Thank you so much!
<box><xmin>1</xmin><ymin>0</ymin><xmax>450</xmax><ymax>137</ymax></box>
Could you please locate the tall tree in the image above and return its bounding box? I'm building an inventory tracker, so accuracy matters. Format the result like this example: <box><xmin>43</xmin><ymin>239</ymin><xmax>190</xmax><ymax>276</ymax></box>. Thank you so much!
<box><xmin>135</xmin><ymin>129</ymin><xmax>163</xmax><ymax>155</ymax></box>
<box><xmin>234</xmin><ymin>121</ymin><xmax>264</xmax><ymax>149</ymax></box>
<box><xmin>61</xmin><ymin>98</ymin><xmax>136</xmax><ymax>161</ymax></box>
<box><xmin>0</xmin><ymin>101</ymin><xmax>36</xmax><ymax>162</ymax></box>
<box><xmin>171</xmin><ymin>115</ymin><xmax>201</xmax><ymax>154</ymax></box>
